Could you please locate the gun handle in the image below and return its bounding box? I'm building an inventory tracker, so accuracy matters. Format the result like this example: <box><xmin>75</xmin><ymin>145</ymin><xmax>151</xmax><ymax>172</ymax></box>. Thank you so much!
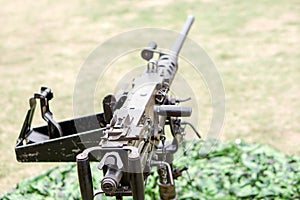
<box><xmin>77</xmin><ymin>153</ymin><xmax>94</xmax><ymax>200</ymax></box>
<box><xmin>129</xmin><ymin>153</ymin><xmax>145</xmax><ymax>200</ymax></box>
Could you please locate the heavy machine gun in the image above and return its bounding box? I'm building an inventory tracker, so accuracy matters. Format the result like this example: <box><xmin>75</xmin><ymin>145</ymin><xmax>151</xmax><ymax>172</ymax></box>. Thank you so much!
<box><xmin>15</xmin><ymin>15</ymin><xmax>201</xmax><ymax>200</ymax></box>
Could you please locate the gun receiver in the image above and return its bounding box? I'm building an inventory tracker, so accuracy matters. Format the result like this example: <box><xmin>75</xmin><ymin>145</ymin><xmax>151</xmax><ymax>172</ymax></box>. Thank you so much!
<box><xmin>15</xmin><ymin>15</ymin><xmax>201</xmax><ymax>200</ymax></box>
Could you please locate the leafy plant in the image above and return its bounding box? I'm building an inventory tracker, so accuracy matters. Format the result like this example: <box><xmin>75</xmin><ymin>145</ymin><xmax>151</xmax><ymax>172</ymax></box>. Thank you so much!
<box><xmin>1</xmin><ymin>140</ymin><xmax>299</xmax><ymax>199</ymax></box>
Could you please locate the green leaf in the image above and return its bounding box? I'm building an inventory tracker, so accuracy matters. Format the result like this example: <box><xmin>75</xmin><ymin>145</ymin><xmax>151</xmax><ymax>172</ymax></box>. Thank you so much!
<box><xmin>2</xmin><ymin>140</ymin><xmax>300</xmax><ymax>199</ymax></box>
<box><xmin>235</xmin><ymin>184</ymin><xmax>257</xmax><ymax>197</ymax></box>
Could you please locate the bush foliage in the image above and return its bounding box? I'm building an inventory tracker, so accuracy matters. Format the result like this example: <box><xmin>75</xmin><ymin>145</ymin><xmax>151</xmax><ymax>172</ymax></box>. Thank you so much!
<box><xmin>1</xmin><ymin>140</ymin><xmax>300</xmax><ymax>199</ymax></box>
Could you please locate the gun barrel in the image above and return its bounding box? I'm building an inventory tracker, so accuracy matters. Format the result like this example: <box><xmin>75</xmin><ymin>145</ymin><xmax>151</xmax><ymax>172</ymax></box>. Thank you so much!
<box><xmin>170</xmin><ymin>15</ymin><xmax>194</xmax><ymax>55</ymax></box>
<box><xmin>101</xmin><ymin>167</ymin><xmax>123</xmax><ymax>195</ymax></box>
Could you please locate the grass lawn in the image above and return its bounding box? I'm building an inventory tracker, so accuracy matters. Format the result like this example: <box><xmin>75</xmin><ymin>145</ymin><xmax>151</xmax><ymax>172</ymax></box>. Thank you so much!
<box><xmin>0</xmin><ymin>0</ymin><xmax>299</xmax><ymax>194</ymax></box>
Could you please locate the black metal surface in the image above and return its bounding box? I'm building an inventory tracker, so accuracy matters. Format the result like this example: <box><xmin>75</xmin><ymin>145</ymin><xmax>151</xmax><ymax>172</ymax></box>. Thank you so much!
<box><xmin>103</xmin><ymin>94</ymin><xmax>116</xmax><ymax>123</ymax></box>
<box><xmin>170</xmin><ymin>15</ymin><xmax>194</xmax><ymax>55</ymax></box>
<box><xmin>35</xmin><ymin>87</ymin><xmax>63</xmax><ymax>138</ymax></box>
<box><xmin>101</xmin><ymin>167</ymin><xmax>123</xmax><ymax>194</ymax></box>
<box><xmin>15</xmin><ymin>15</ymin><xmax>200</xmax><ymax>200</ymax></box>
<box><xmin>155</xmin><ymin>105</ymin><xmax>192</xmax><ymax>117</ymax></box>
<box><xmin>77</xmin><ymin>153</ymin><xmax>94</xmax><ymax>200</ymax></box>
<box><xmin>128</xmin><ymin>154</ymin><xmax>144</xmax><ymax>200</ymax></box>
<box><xmin>16</xmin><ymin>113</ymin><xmax>106</xmax><ymax>162</ymax></box>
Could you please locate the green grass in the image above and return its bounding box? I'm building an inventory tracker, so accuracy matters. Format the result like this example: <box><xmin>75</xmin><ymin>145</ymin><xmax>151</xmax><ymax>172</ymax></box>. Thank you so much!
<box><xmin>0</xmin><ymin>0</ymin><xmax>299</xmax><ymax>194</ymax></box>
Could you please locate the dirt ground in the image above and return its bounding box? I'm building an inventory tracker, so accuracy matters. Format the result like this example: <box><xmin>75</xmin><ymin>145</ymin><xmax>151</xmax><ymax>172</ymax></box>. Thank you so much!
<box><xmin>0</xmin><ymin>0</ymin><xmax>299</xmax><ymax>194</ymax></box>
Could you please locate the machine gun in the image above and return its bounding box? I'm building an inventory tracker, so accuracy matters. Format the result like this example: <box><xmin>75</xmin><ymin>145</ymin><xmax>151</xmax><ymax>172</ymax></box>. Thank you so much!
<box><xmin>15</xmin><ymin>15</ymin><xmax>201</xmax><ymax>200</ymax></box>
